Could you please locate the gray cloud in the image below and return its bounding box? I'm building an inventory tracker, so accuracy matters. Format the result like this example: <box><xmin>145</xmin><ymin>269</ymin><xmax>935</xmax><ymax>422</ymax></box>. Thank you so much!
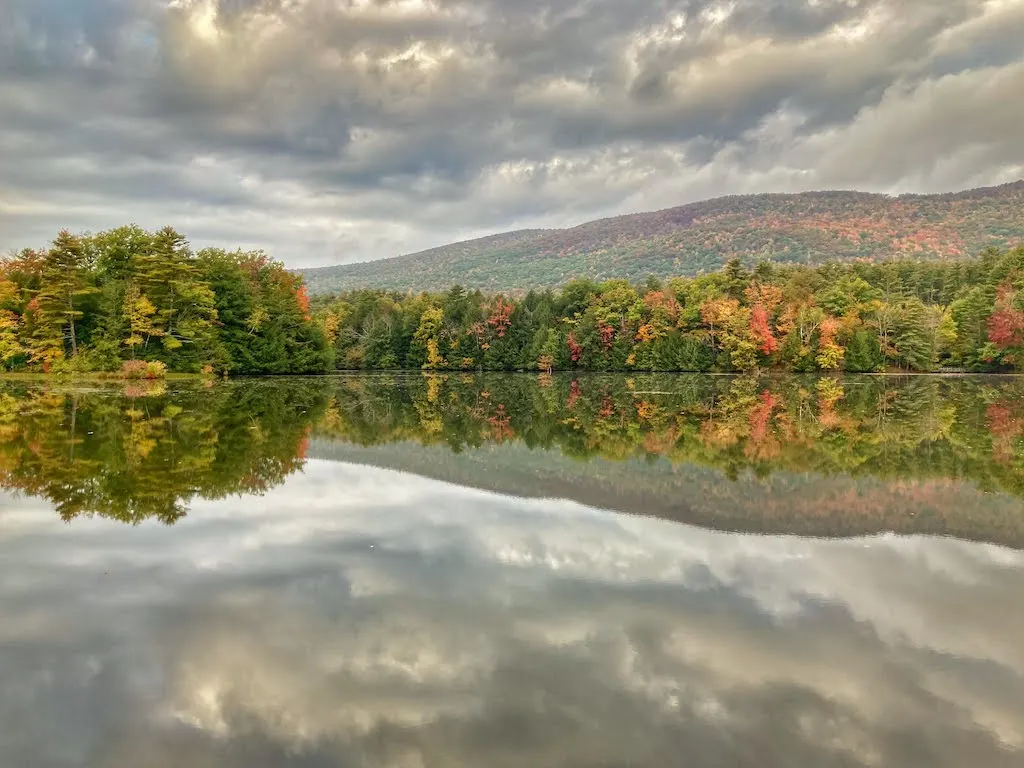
<box><xmin>1</xmin><ymin>462</ymin><xmax>1024</xmax><ymax>767</ymax></box>
<box><xmin>0</xmin><ymin>0</ymin><xmax>1022</xmax><ymax>266</ymax></box>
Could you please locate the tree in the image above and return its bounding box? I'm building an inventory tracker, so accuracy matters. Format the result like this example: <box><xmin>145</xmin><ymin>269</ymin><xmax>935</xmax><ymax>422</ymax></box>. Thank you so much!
<box><xmin>536</xmin><ymin>328</ymin><xmax>559</xmax><ymax>373</ymax></box>
<box><xmin>893</xmin><ymin>299</ymin><xmax>935</xmax><ymax>371</ymax></box>
<box><xmin>949</xmin><ymin>287</ymin><xmax>994</xmax><ymax>369</ymax></box>
<box><xmin>412</xmin><ymin>306</ymin><xmax>446</xmax><ymax>370</ymax></box>
<box><xmin>35</xmin><ymin>230</ymin><xmax>97</xmax><ymax>361</ymax></box>
<box><xmin>845</xmin><ymin>329</ymin><xmax>883</xmax><ymax>372</ymax></box>
<box><xmin>723</xmin><ymin>258</ymin><xmax>750</xmax><ymax>300</ymax></box>
<box><xmin>815</xmin><ymin>316</ymin><xmax>845</xmax><ymax>371</ymax></box>
<box><xmin>0</xmin><ymin>310</ymin><xmax>24</xmax><ymax>367</ymax></box>
<box><xmin>132</xmin><ymin>227</ymin><xmax>219</xmax><ymax>367</ymax></box>
<box><xmin>750</xmin><ymin>304</ymin><xmax>778</xmax><ymax>356</ymax></box>
<box><xmin>986</xmin><ymin>282</ymin><xmax>1024</xmax><ymax>366</ymax></box>
<box><xmin>123</xmin><ymin>281</ymin><xmax>161</xmax><ymax>358</ymax></box>
<box><xmin>699</xmin><ymin>297</ymin><xmax>740</xmax><ymax>359</ymax></box>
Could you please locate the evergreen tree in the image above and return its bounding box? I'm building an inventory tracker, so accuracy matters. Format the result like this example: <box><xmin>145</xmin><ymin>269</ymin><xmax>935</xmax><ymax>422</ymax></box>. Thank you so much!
<box><xmin>893</xmin><ymin>299</ymin><xmax>936</xmax><ymax>371</ymax></box>
<box><xmin>30</xmin><ymin>231</ymin><xmax>98</xmax><ymax>366</ymax></box>
<box><xmin>723</xmin><ymin>257</ymin><xmax>750</xmax><ymax>300</ymax></box>
<box><xmin>845</xmin><ymin>329</ymin><xmax>883</xmax><ymax>372</ymax></box>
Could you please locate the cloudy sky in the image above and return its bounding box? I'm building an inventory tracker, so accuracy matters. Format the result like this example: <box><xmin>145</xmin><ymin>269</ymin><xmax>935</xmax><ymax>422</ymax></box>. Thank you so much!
<box><xmin>2</xmin><ymin>0</ymin><xmax>1023</xmax><ymax>267</ymax></box>
<box><xmin>2</xmin><ymin>461</ymin><xmax>1024</xmax><ymax>767</ymax></box>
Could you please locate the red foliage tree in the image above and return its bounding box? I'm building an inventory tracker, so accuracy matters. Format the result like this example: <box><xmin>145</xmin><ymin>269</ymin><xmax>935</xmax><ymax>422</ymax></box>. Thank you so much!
<box><xmin>567</xmin><ymin>331</ymin><xmax>583</xmax><ymax>363</ymax></box>
<box><xmin>987</xmin><ymin>287</ymin><xmax>1024</xmax><ymax>349</ymax></box>
<box><xmin>486</xmin><ymin>297</ymin><xmax>514</xmax><ymax>338</ymax></box>
<box><xmin>295</xmin><ymin>284</ymin><xmax>311</xmax><ymax>321</ymax></box>
<box><xmin>750</xmin><ymin>304</ymin><xmax>778</xmax><ymax>355</ymax></box>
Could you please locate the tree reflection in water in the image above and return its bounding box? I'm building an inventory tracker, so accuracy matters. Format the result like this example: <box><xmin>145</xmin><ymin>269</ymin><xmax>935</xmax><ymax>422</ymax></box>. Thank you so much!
<box><xmin>1</xmin><ymin>374</ymin><xmax>1022</xmax><ymax>542</ymax></box>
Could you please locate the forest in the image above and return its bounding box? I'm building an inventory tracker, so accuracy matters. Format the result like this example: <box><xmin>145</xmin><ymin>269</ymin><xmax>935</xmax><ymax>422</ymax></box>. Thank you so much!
<box><xmin>315</xmin><ymin>246</ymin><xmax>1024</xmax><ymax>373</ymax></box>
<box><xmin>4</xmin><ymin>226</ymin><xmax>1024</xmax><ymax>376</ymax></box>
<box><xmin>0</xmin><ymin>226</ymin><xmax>333</xmax><ymax>375</ymax></box>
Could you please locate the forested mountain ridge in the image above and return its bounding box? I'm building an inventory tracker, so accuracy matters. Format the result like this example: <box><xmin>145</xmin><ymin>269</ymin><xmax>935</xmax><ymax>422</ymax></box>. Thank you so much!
<box><xmin>299</xmin><ymin>181</ymin><xmax>1024</xmax><ymax>294</ymax></box>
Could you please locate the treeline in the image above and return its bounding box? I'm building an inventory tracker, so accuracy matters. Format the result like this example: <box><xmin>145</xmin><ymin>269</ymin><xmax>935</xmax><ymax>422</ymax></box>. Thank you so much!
<box><xmin>6</xmin><ymin>228</ymin><xmax>1023</xmax><ymax>376</ymax></box>
<box><xmin>0</xmin><ymin>227</ymin><xmax>332</xmax><ymax>374</ymax></box>
<box><xmin>315</xmin><ymin>247</ymin><xmax>1024</xmax><ymax>373</ymax></box>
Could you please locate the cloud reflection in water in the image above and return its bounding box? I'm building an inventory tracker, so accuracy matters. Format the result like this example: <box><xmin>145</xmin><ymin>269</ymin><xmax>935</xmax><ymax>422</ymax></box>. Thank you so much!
<box><xmin>1</xmin><ymin>460</ymin><xmax>1022</xmax><ymax>768</ymax></box>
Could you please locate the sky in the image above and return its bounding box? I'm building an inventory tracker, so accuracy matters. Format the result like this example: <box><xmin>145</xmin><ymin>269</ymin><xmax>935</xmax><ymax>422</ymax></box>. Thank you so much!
<box><xmin>2</xmin><ymin>461</ymin><xmax>1024</xmax><ymax>766</ymax></box>
<box><xmin>1</xmin><ymin>0</ymin><xmax>1023</xmax><ymax>268</ymax></box>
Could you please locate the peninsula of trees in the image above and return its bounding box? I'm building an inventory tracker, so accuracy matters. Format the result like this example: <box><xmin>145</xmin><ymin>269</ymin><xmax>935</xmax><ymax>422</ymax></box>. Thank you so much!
<box><xmin>2</xmin><ymin>226</ymin><xmax>1023</xmax><ymax>375</ymax></box>
<box><xmin>0</xmin><ymin>226</ymin><xmax>332</xmax><ymax>375</ymax></box>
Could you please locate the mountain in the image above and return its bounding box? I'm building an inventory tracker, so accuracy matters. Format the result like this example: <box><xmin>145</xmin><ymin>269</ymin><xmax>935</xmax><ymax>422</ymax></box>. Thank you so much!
<box><xmin>299</xmin><ymin>181</ymin><xmax>1024</xmax><ymax>294</ymax></box>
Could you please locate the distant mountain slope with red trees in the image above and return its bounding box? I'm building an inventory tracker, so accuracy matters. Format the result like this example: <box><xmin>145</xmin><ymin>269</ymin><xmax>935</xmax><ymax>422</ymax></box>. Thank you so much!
<box><xmin>301</xmin><ymin>181</ymin><xmax>1024</xmax><ymax>293</ymax></box>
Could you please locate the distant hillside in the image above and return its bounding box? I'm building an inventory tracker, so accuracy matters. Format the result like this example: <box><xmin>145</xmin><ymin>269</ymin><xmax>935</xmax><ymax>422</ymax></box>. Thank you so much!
<box><xmin>300</xmin><ymin>181</ymin><xmax>1024</xmax><ymax>294</ymax></box>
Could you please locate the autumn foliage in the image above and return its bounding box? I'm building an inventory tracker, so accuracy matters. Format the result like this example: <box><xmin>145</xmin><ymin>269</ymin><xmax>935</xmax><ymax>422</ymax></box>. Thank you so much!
<box><xmin>314</xmin><ymin>247</ymin><xmax>1024</xmax><ymax>374</ymax></box>
<box><xmin>0</xmin><ymin>226</ymin><xmax>332</xmax><ymax>375</ymax></box>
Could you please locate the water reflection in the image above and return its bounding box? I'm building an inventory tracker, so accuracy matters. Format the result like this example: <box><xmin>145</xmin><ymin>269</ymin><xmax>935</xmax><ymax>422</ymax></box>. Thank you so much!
<box><xmin>0</xmin><ymin>374</ymin><xmax>1023</xmax><ymax>545</ymax></box>
<box><xmin>2</xmin><ymin>375</ymin><xmax>1024</xmax><ymax>767</ymax></box>
<box><xmin>1</xmin><ymin>462</ymin><xmax>1022</xmax><ymax>767</ymax></box>
<box><xmin>0</xmin><ymin>379</ymin><xmax>322</xmax><ymax>524</ymax></box>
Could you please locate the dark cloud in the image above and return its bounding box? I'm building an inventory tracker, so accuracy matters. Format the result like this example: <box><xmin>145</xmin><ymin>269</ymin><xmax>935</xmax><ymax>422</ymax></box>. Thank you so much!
<box><xmin>0</xmin><ymin>0</ymin><xmax>1021</xmax><ymax>265</ymax></box>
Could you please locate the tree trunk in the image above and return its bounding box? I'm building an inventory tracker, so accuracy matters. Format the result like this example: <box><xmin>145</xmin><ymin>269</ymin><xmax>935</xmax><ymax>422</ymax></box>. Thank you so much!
<box><xmin>67</xmin><ymin>291</ymin><xmax>78</xmax><ymax>356</ymax></box>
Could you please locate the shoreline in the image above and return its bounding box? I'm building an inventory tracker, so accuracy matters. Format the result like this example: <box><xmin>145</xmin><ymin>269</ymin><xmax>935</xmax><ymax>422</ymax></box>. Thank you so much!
<box><xmin>1</xmin><ymin>370</ymin><xmax>1021</xmax><ymax>382</ymax></box>
<box><xmin>0</xmin><ymin>372</ymin><xmax>204</xmax><ymax>382</ymax></box>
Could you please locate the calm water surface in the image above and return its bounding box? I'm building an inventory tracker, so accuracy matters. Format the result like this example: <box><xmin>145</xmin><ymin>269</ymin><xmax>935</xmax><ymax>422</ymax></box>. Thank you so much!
<box><xmin>1</xmin><ymin>374</ymin><xmax>1023</xmax><ymax>767</ymax></box>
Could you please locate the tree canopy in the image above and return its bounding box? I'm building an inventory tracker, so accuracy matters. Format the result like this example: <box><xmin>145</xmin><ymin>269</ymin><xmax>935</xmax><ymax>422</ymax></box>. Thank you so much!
<box><xmin>1</xmin><ymin>226</ymin><xmax>332</xmax><ymax>374</ymax></box>
<box><xmin>314</xmin><ymin>247</ymin><xmax>1024</xmax><ymax>374</ymax></box>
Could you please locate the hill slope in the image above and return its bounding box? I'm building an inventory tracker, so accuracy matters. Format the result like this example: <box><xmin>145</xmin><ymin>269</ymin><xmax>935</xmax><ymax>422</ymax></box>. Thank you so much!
<box><xmin>300</xmin><ymin>181</ymin><xmax>1024</xmax><ymax>294</ymax></box>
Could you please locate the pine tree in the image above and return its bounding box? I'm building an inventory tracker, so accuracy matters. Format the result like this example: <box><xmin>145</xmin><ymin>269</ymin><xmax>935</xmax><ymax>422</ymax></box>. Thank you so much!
<box><xmin>134</xmin><ymin>227</ymin><xmax>219</xmax><ymax>368</ymax></box>
<box><xmin>845</xmin><ymin>329</ymin><xmax>883</xmax><ymax>372</ymax></box>
<box><xmin>723</xmin><ymin>257</ymin><xmax>750</xmax><ymax>300</ymax></box>
<box><xmin>29</xmin><ymin>231</ymin><xmax>97</xmax><ymax>366</ymax></box>
<box><xmin>894</xmin><ymin>299</ymin><xmax>936</xmax><ymax>371</ymax></box>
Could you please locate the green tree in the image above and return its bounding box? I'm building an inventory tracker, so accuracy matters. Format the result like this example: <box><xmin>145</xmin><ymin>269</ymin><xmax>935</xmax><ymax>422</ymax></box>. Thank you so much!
<box><xmin>845</xmin><ymin>328</ymin><xmax>883</xmax><ymax>372</ymax></box>
<box><xmin>893</xmin><ymin>299</ymin><xmax>936</xmax><ymax>371</ymax></box>
<box><xmin>536</xmin><ymin>328</ymin><xmax>559</xmax><ymax>373</ymax></box>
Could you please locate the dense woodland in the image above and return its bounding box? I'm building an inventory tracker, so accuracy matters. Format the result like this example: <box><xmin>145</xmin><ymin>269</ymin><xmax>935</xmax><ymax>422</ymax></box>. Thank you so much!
<box><xmin>0</xmin><ymin>226</ymin><xmax>332</xmax><ymax>374</ymax></box>
<box><xmin>5</xmin><ymin>226</ymin><xmax>1024</xmax><ymax>375</ymax></box>
<box><xmin>315</xmin><ymin>246</ymin><xmax>1024</xmax><ymax>373</ymax></box>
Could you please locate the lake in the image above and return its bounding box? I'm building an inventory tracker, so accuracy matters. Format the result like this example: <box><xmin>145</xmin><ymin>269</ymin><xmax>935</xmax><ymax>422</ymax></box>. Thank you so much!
<box><xmin>1</xmin><ymin>373</ymin><xmax>1023</xmax><ymax>767</ymax></box>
